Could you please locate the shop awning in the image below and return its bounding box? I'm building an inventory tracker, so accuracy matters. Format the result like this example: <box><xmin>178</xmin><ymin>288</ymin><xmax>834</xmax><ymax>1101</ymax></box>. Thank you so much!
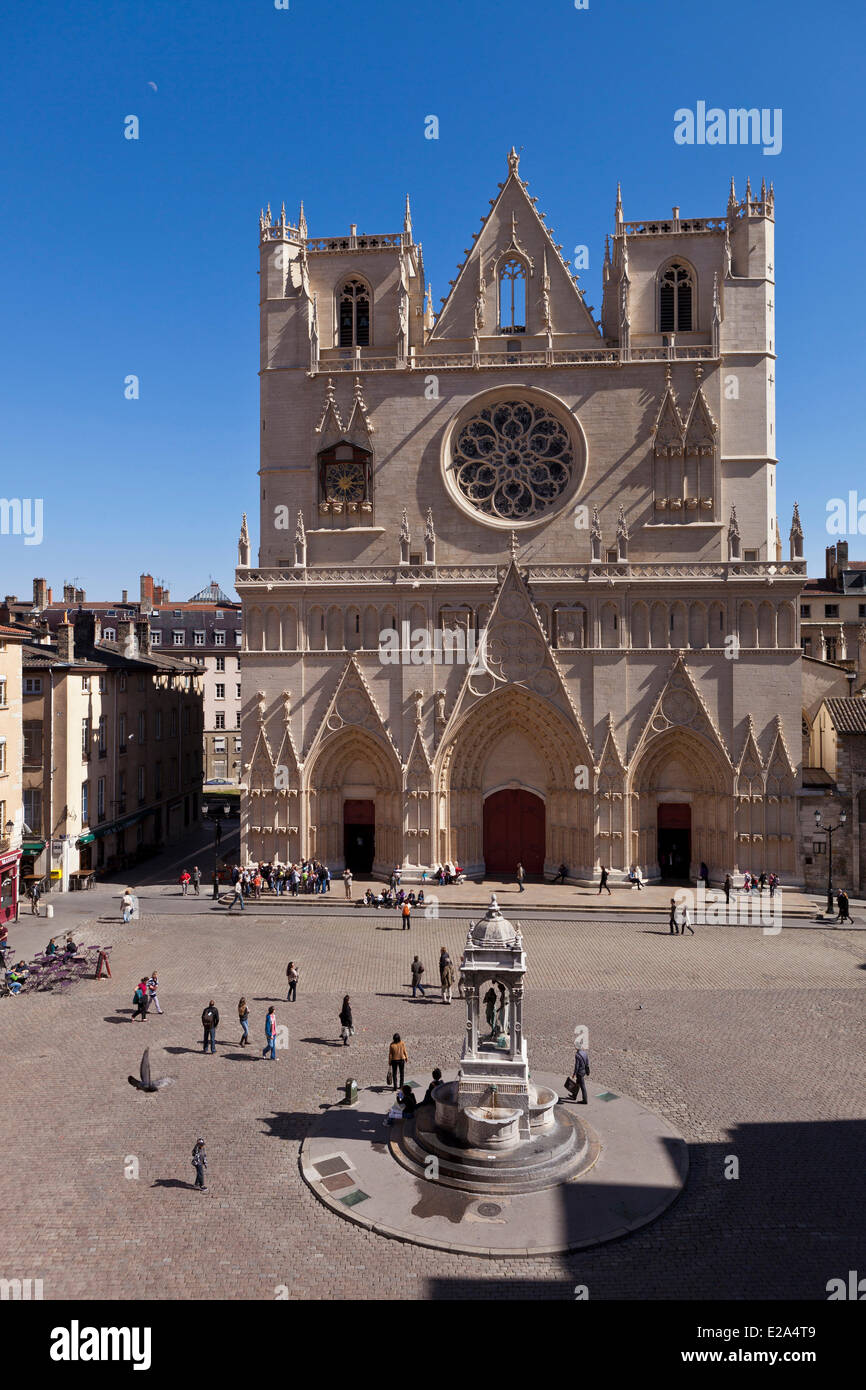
<box><xmin>22</xmin><ymin>838</ymin><xmax>46</xmax><ymax>854</ymax></box>
<box><xmin>76</xmin><ymin>832</ymin><xmax>96</xmax><ymax>847</ymax></box>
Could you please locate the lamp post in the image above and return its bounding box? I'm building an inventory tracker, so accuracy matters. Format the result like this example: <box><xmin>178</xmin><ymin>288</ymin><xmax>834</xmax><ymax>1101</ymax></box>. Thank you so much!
<box><xmin>814</xmin><ymin>808</ymin><xmax>847</xmax><ymax>916</ymax></box>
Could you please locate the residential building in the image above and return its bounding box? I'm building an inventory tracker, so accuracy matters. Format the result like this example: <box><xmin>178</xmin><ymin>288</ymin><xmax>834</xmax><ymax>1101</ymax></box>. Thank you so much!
<box><xmin>0</xmin><ymin>623</ymin><xmax>27</xmax><ymax>922</ymax></box>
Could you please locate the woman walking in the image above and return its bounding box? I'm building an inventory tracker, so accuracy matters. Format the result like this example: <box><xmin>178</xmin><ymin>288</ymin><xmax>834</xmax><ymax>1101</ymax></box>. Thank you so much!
<box><xmin>238</xmin><ymin>996</ymin><xmax>250</xmax><ymax>1046</ymax></box>
<box><xmin>263</xmin><ymin>1004</ymin><xmax>277</xmax><ymax>1059</ymax></box>
<box><xmin>286</xmin><ymin>961</ymin><xmax>299</xmax><ymax>1002</ymax></box>
<box><xmin>339</xmin><ymin>994</ymin><xmax>353</xmax><ymax>1046</ymax></box>
<box><xmin>388</xmin><ymin>1033</ymin><xmax>408</xmax><ymax>1092</ymax></box>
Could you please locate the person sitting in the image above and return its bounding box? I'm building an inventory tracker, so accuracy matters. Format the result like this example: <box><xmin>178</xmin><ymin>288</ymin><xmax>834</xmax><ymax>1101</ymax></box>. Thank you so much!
<box><xmin>45</xmin><ymin>938</ymin><xmax>57</xmax><ymax>956</ymax></box>
<box><xmin>422</xmin><ymin>1068</ymin><xmax>443</xmax><ymax>1106</ymax></box>
<box><xmin>64</xmin><ymin>934</ymin><xmax>77</xmax><ymax>954</ymax></box>
<box><xmin>453</xmin><ymin>863</ymin><xmax>465</xmax><ymax>883</ymax></box>
<box><xmin>398</xmin><ymin>1084</ymin><xmax>417</xmax><ymax>1119</ymax></box>
<box><xmin>417</xmin><ymin>889</ymin><xmax>425</xmax><ymax>906</ymax></box>
<box><xmin>407</xmin><ymin>891</ymin><xmax>417</xmax><ymax>907</ymax></box>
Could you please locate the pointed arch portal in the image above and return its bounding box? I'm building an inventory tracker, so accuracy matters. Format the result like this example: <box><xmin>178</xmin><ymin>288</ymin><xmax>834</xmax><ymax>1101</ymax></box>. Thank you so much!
<box><xmin>483</xmin><ymin>788</ymin><xmax>546</xmax><ymax>875</ymax></box>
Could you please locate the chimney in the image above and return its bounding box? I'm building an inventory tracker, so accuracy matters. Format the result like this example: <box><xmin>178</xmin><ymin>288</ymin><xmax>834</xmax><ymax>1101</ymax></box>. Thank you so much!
<box><xmin>117</xmin><ymin>618</ymin><xmax>137</xmax><ymax>659</ymax></box>
<box><xmin>47</xmin><ymin>587</ymin><xmax>53</xmax><ymax>604</ymax></box>
<box><xmin>63</xmin><ymin>584</ymin><xmax>75</xmax><ymax>603</ymax></box>
<box><xmin>837</xmin><ymin>540</ymin><xmax>849</xmax><ymax>568</ymax></box>
<box><xmin>74</xmin><ymin>612</ymin><xmax>101</xmax><ymax>649</ymax></box>
<box><xmin>135</xmin><ymin>619</ymin><xmax>151</xmax><ymax>655</ymax></box>
<box><xmin>57</xmin><ymin>621</ymin><xmax>75</xmax><ymax>662</ymax></box>
<box><xmin>121</xmin><ymin>589</ymin><xmax>128</xmax><ymax>604</ymax></box>
<box><xmin>825</xmin><ymin>545</ymin><xmax>836</xmax><ymax>581</ymax></box>
<box><xmin>33</xmin><ymin>578</ymin><xmax>48</xmax><ymax>609</ymax></box>
<box><xmin>140</xmin><ymin>573</ymin><xmax>154</xmax><ymax>613</ymax></box>
<box><xmin>74</xmin><ymin>587</ymin><xmax>85</xmax><ymax>603</ymax></box>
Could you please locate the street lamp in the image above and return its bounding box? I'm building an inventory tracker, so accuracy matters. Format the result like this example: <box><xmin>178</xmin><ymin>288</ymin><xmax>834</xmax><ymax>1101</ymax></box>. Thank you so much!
<box><xmin>814</xmin><ymin>808</ymin><xmax>847</xmax><ymax>916</ymax></box>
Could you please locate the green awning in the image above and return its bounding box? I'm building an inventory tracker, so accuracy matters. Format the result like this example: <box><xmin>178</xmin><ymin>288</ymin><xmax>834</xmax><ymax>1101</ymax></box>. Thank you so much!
<box><xmin>22</xmin><ymin>838</ymin><xmax>46</xmax><ymax>854</ymax></box>
<box><xmin>76</xmin><ymin>833</ymin><xmax>96</xmax><ymax>847</ymax></box>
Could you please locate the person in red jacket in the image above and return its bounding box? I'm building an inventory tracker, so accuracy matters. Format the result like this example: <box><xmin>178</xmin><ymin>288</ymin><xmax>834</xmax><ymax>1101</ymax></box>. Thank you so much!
<box><xmin>179</xmin><ymin>870</ymin><xmax>191</xmax><ymax>896</ymax></box>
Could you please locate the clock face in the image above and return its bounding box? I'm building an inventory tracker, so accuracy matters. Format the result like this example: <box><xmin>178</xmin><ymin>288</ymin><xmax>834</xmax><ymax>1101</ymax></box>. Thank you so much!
<box><xmin>325</xmin><ymin>462</ymin><xmax>366</xmax><ymax>502</ymax></box>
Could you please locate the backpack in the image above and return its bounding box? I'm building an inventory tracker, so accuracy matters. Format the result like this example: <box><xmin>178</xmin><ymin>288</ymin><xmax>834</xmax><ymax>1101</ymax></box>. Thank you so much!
<box><xmin>203</xmin><ymin>1008</ymin><xmax>215</xmax><ymax>1026</ymax></box>
<box><xmin>133</xmin><ymin>988</ymin><xmax>143</xmax><ymax>1005</ymax></box>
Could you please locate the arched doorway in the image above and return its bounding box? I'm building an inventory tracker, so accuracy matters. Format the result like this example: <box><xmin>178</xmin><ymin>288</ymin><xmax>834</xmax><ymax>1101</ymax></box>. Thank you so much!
<box><xmin>344</xmin><ymin>799</ymin><xmax>374</xmax><ymax>873</ymax></box>
<box><xmin>657</xmin><ymin>802</ymin><xmax>691</xmax><ymax>881</ymax></box>
<box><xmin>483</xmin><ymin>789</ymin><xmax>545</xmax><ymax>875</ymax></box>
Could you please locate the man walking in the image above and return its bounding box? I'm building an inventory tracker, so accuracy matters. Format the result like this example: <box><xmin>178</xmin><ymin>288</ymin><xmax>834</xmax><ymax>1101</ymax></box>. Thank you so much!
<box><xmin>439</xmin><ymin>947</ymin><xmax>455</xmax><ymax>1004</ymax></box>
<box><xmin>229</xmin><ymin>879</ymin><xmax>245</xmax><ymax>911</ymax></box>
<box><xmin>598</xmin><ymin>865</ymin><xmax>611</xmax><ymax>896</ymax></box>
<box><xmin>724</xmin><ymin>873</ymin><xmax>732</xmax><ymax>905</ymax></box>
<box><xmin>552</xmin><ymin>862</ymin><xmax>568</xmax><ymax>885</ymax></box>
<box><xmin>669</xmin><ymin>897</ymin><xmax>679</xmax><ymax>935</ymax></box>
<box><xmin>147</xmin><ymin>971</ymin><xmax>163</xmax><ymax>1015</ymax></box>
<box><xmin>192</xmin><ymin>866</ymin><xmax>201</xmax><ymax>896</ymax></box>
<box><xmin>410</xmin><ymin>955</ymin><xmax>426</xmax><ymax>998</ymax></box>
<box><xmin>837</xmin><ymin>888</ymin><xmax>853</xmax><ymax>924</ymax></box>
<box><xmin>263</xmin><ymin>1005</ymin><xmax>277</xmax><ymax>1060</ymax></box>
<box><xmin>571</xmin><ymin>1043</ymin><xmax>590</xmax><ymax>1104</ymax></box>
<box><xmin>202</xmin><ymin>999</ymin><xmax>219</xmax><ymax>1053</ymax></box>
<box><xmin>191</xmin><ymin>1137</ymin><xmax>208</xmax><ymax>1192</ymax></box>
<box><xmin>30</xmin><ymin>881</ymin><xmax>41</xmax><ymax>915</ymax></box>
<box><xmin>402</xmin><ymin>900</ymin><xmax>411</xmax><ymax>930</ymax></box>
<box><xmin>516</xmin><ymin>862</ymin><xmax>525</xmax><ymax>893</ymax></box>
<box><xmin>343</xmin><ymin>867</ymin><xmax>353</xmax><ymax>900</ymax></box>
<box><xmin>180</xmin><ymin>870</ymin><xmax>190</xmax><ymax>896</ymax></box>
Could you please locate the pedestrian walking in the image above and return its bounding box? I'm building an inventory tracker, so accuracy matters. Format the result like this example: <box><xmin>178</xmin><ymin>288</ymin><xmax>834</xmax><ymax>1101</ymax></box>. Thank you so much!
<box><xmin>343</xmin><ymin>868</ymin><xmax>353</xmax><ymax>900</ymax></box>
<box><xmin>339</xmin><ymin>995</ymin><xmax>354</xmax><ymax>1045</ymax></box>
<box><xmin>568</xmin><ymin>1044</ymin><xmax>590</xmax><ymax>1104</ymax></box>
<box><xmin>388</xmin><ymin>1033</ymin><xmax>408</xmax><ymax>1092</ymax></box>
<box><xmin>837</xmin><ymin>889</ymin><xmax>853</xmax><ymax>924</ymax></box>
<box><xmin>192</xmin><ymin>866</ymin><xmax>201</xmax><ymax>896</ymax></box>
<box><xmin>131</xmin><ymin>980</ymin><xmax>149</xmax><ymax>1021</ymax></box>
<box><xmin>410</xmin><ymin>955</ymin><xmax>426</xmax><ymax>998</ymax></box>
<box><xmin>402</xmin><ymin>900</ymin><xmax>411</xmax><ymax>930</ymax></box>
<box><xmin>598</xmin><ymin>865</ymin><xmax>612</xmax><ymax>895</ymax></box>
<box><xmin>229</xmin><ymin>880</ymin><xmax>245</xmax><ymax>911</ymax></box>
<box><xmin>286</xmin><ymin>960</ymin><xmax>299</xmax><ymax>1002</ymax></box>
<box><xmin>201</xmin><ymin>999</ymin><xmax>219</xmax><ymax>1053</ymax></box>
<box><xmin>517</xmin><ymin>861</ymin><xmax>525</xmax><ymax>893</ymax></box>
<box><xmin>147</xmin><ymin>972</ymin><xmax>163</xmax><ymax>1015</ymax></box>
<box><xmin>439</xmin><ymin>947</ymin><xmax>454</xmax><ymax>1004</ymax></box>
<box><xmin>29</xmin><ymin>882</ymin><xmax>41</xmax><ymax>915</ymax></box>
<box><xmin>180</xmin><ymin>870</ymin><xmax>191</xmax><ymax>896</ymax></box>
<box><xmin>121</xmin><ymin>888</ymin><xmax>135</xmax><ymax>924</ymax></box>
<box><xmin>669</xmin><ymin>897</ymin><xmax>679</xmax><ymax>935</ymax></box>
<box><xmin>680</xmin><ymin>904</ymin><xmax>695</xmax><ymax>935</ymax></box>
<box><xmin>238</xmin><ymin>996</ymin><xmax>250</xmax><ymax>1045</ymax></box>
<box><xmin>191</xmin><ymin>1137</ymin><xmax>208</xmax><ymax>1191</ymax></box>
<box><xmin>700</xmin><ymin>861</ymin><xmax>710</xmax><ymax>888</ymax></box>
<box><xmin>551</xmin><ymin>862</ymin><xmax>568</xmax><ymax>885</ymax></box>
<box><xmin>262</xmin><ymin>1005</ymin><xmax>277</xmax><ymax>1060</ymax></box>
<box><xmin>724</xmin><ymin>873</ymin><xmax>732</xmax><ymax>905</ymax></box>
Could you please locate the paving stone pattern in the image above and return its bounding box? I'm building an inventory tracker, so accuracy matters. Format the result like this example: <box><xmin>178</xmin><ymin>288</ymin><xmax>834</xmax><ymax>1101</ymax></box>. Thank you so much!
<box><xmin>1</xmin><ymin>898</ymin><xmax>864</xmax><ymax>1301</ymax></box>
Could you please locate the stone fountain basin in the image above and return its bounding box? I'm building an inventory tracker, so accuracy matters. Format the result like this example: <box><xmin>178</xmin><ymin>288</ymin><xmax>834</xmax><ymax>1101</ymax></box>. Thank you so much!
<box><xmin>462</xmin><ymin>1105</ymin><xmax>522</xmax><ymax>1150</ymax></box>
<box><xmin>529</xmin><ymin>1085</ymin><xmax>558</xmax><ymax>1131</ymax></box>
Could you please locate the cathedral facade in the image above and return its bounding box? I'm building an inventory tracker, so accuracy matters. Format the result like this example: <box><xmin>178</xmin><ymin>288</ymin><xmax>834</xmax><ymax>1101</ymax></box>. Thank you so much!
<box><xmin>236</xmin><ymin>151</ymin><xmax>805</xmax><ymax>884</ymax></box>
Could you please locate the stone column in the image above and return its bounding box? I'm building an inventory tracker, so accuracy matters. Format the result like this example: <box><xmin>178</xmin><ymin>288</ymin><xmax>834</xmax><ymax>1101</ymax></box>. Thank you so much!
<box><xmin>465</xmin><ymin>982</ymin><xmax>479</xmax><ymax>1056</ymax></box>
<box><xmin>511</xmin><ymin>983</ymin><xmax>524</xmax><ymax>1060</ymax></box>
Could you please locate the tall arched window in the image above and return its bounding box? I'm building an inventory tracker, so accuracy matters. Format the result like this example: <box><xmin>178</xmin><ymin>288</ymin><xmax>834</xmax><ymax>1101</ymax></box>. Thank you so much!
<box><xmin>338</xmin><ymin>278</ymin><xmax>371</xmax><ymax>347</ymax></box>
<box><xmin>498</xmin><ymin>258</ymin><xmax>526</xmax><ymax>333</ymax></box>
<box><xmin>659</xmin><ymin>262</ymin><xmax>694</xmax><ymax>333</ymax></box>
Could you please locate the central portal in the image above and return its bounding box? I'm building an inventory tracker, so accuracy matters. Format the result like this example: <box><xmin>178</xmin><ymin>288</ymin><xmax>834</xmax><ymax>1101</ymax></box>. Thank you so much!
<box><xmin>483</xmin><ymin>789</ymin><xmax>545</xmax><ymax>875</ymax></box>
<box><xmin>343</xmin><ymin>799</ymin><xmax>375</xmax><ymax>873</ymax></box>
<box><xmin>657</xmin><ymin>802</ymin><xmax>691</xmax><ymax>880</ymax></box>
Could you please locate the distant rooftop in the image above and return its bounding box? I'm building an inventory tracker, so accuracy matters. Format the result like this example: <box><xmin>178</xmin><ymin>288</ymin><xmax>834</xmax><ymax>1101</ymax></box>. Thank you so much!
<box><xmin>187</xmin><ymin>581</ymin><xmax>237</xmax><ymax>605</ymax></box>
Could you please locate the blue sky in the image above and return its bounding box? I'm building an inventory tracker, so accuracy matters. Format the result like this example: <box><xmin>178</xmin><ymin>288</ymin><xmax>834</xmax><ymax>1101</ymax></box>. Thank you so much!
<box><xmin>1</xmin><ymin>0</ymin><xmax>862</xmax><ymax>601</ymax></box>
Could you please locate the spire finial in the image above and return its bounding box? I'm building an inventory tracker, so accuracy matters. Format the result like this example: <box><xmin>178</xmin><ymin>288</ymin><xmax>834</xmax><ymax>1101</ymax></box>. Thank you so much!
<box><xmin>298</xmin><ymin>200</ymin><xmax>307</xmax><ymax>237</ymax></box>
<box><xmin>403</xmin><ymin>193</ymin><xmax>412</xmax><ymax>234</ymax></box>
<box><xmin>507</xmin><ymin>146</ymin><xmax>520</xmax><ymax>176</ymax></box>
<box><xmin>615</xmin><ymin>181</ymin><xmax>623</xmax><ymax>225</ymax></box>
<box><xmin>728</xmin><ymin>175</ymin><xmax>737</xmax><ymax>209</ymax></box>
<box><xmin>728</xmin><ymin>504</ymin><xmax>740</xmax><ymax>541</ymax></box>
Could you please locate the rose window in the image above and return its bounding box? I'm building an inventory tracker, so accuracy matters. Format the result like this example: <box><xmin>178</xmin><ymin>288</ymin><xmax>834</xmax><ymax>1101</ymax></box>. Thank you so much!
<box><xmin>450</xmin><ymin>401</ymin><xmax>574</xmax><ymax>521</ymax></box>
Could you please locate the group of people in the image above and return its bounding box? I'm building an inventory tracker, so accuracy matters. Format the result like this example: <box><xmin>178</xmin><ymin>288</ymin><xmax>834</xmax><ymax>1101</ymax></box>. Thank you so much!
<box><xmin>426</xmin><ymin>863</ymin><xmax>465</xmax><ymax>886</ymax></box>
<box><xmin>226</xmin><ymin>861</ymin><xmax>333</xmax><ymax>899</ymax></box>
<box><xmin>178</xmin><ymin>868</ymin><xmax>202</xmax><ymax>895</ymax></box>
<box><xmin>363</xmin><ymin>886</ymin><xmax>426</xmax><ymax>911</ymax></box>
<box><xmin>738</xmin><ymin>871</ymin><xmax>780</xmax><ymax>896</ymax></box>
<box><xmin>201</xmin><ymin>997</ymin><xmax>281</xmax><ymax>1057</ymax></box>
<box><xmin>406</xmin><ymin>948</ymin><xmax>459</xmax><ymax>1002</ymax></box>
<box><xmin>131</xmin><ymin>973</ymin><xmax>162</xmax><ymax>1020</ymax></box>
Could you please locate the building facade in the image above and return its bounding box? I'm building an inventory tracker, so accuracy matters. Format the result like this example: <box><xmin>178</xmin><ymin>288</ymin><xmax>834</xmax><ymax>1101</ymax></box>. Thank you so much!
<box><xmin>237</xmin><ymin>153</ymin><xmax>804</xmax><ymax>883</ymax></box>
<box><xmin>800</xmin><ymin>541</ymin><xmax>866</xmax><ymax>676</ymax></box>
<box><xmin>16</xmin><ymin>613</ymin><xmax>204</xmax><ymax>888</ymax></box>
<box><xmin>0</xmin><ymin>624</ymin><xmax>27</xmax><ymax>922</ymax></box>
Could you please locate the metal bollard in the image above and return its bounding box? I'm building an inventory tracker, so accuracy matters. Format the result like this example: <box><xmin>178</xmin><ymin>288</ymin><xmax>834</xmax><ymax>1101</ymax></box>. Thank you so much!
<box><xmin>344</xmin><ymin>1078</ymin><xmax>358</xmax><ymax>1106</ymax></box>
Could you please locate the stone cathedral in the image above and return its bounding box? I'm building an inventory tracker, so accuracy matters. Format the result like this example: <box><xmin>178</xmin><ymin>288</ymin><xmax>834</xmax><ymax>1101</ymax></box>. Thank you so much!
<box><xmin>236</xmin><ymin>150</ymin><xmax>805</xmax><ymax>884</ymax></box>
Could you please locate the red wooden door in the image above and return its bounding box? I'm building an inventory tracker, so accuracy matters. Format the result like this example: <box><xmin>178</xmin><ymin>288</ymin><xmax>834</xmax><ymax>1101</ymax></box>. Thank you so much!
<box><xmin>483</xmin><ymin>789</ymin><xmax>545</xmax><ymax>875</ymax></box>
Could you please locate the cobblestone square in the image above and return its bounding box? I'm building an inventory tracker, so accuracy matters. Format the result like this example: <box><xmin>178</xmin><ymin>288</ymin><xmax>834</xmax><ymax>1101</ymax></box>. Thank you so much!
<box><xmin>1</xmin><ymin>884</ymin><xmax>864</xmax><ymax>1301</ymax></box>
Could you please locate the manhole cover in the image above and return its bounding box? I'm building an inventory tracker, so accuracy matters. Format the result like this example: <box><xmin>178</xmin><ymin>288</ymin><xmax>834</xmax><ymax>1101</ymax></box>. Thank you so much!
<box><xmin>476</xmin><ymin>1202</ymin><xmax>502</xmax><ymax>1217</ymax></box>
<box><xmin>596</xmin><ymin>1092</ymin><xmax>620</xmax><ymax>1102</ymax></box>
